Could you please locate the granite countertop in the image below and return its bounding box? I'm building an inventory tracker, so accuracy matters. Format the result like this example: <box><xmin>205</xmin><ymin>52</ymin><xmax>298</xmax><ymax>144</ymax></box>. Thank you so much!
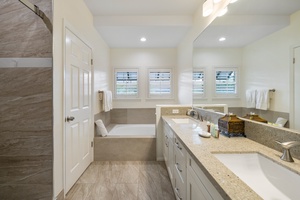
<box><xmin>162</xmin><ymin>115</ymin><xmax>300</xmax><ymax>200</ymax></box>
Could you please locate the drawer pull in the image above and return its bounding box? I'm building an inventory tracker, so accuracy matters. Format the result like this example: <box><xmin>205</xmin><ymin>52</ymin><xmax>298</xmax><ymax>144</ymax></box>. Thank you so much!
<box><xmin>165</xmin><ymin>142</ymin><xmax>168</xmax><ymax>147</ymax></box>
<box><xmin>175</xmin><ymin>142</ymin><xmax>182</xmax><ymax>150</ymax></box>
<box><xmin>175</xmin><ymin>188</ymin><xmax>182</xmax><ymax>200</ymax></box>
<box><xmin>176</xmin><ymin>163</ymin><xmax>183</xmax><ymax>172</ymax></box>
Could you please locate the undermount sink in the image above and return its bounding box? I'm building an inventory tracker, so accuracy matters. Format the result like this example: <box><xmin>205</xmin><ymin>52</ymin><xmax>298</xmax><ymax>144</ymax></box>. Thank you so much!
<box><xmin>214</xmin><ymin>153</ymin><xmax>300</xmax><ymax>200</ymax></box>
<box><xmin>172</xmin><ymin>118</ymin><xmax>194</xmax><ymax>124</ymax></box>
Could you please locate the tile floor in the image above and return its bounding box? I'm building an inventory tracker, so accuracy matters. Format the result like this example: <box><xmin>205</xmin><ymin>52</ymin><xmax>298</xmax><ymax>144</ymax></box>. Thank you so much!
<box><xmin>66</xmin><ymin>161</ymin><xmax>176</xmax><ymax>200</ymax></box>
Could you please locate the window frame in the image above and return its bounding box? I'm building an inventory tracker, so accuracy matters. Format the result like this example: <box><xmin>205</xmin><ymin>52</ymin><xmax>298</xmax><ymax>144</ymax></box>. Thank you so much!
<box><xmin>192</xmin><ymin>68</ymin><xmax>206</xmax><ymax>99</ymax></box>
<box><xmin>113</xmin><ymin>68</ymin><xmax>139</xmax><ymax>99</ymax></box>
<box><xmin>213</xmin><ymin>67</ymin><xmax>239</xmax><ymax>98</ymax></box>
<box><xmin>147</xmin><ymin>68</ymin><xmax>173</xmax><ymax>99</ymax></box>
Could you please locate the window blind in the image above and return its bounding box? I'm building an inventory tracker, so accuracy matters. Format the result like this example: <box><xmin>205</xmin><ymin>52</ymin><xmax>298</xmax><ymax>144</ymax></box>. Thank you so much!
<box><xmin>115</xmin><ymin>71</ymin><xmax>138</xmax><ymax>97</ymax></box>
<box><xmin>215</xmin><ymin>70</ymin><xmax>236</xmax><ymax>94</ymax></box>
<box><xmin>149</xmin><ymin>71</ymin><xmax>171</xmax><ymax>97</ymax></box>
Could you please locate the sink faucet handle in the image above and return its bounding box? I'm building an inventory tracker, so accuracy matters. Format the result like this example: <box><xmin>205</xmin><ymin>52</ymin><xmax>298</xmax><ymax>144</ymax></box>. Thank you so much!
<box><xmin>275</xmin><ymin>140</ymin><xmax>300</xmax><ymax>149</ymax></box>
<box><xmin>275</xmin><ymin>140</ymin><xmax>300</xmax><ymax>162</ymax></box>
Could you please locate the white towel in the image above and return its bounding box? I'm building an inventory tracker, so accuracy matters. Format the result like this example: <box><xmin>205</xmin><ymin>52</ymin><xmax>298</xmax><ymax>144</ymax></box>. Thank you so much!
<box><xmin>246</xmin><ymin>89</ymin><xmax>256</xmax><ymax>108</ymax></box>
<box><xmin>95</xmin><ymin>119</ymin><xmax>108</xmax><ymax>137</ymax></box>
<box><xmin>103</xmin><ymin>90</ymin><xmax>112</xmax><ymax>112</ymax></box>
<box><xmin>255</xmin><ymin>89</ymin><xmax>269</xmax><ymax>110</ymax></box>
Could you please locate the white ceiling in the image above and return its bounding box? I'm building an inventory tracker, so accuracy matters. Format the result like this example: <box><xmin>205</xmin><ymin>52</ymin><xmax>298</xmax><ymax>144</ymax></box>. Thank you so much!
<box><xmin>84</xmin><ymin>0</ymin><xmax>300</xmax><ymax>48</ymax></box>
<box><xmin>194</xmin><ymin>0</ymin><xmax>300</xmax><ymax>48</ymax></box>
<box><xmin>84</xmin><ymin>0</ymin><xmax>203</xmax><ymax>48</ymax></box>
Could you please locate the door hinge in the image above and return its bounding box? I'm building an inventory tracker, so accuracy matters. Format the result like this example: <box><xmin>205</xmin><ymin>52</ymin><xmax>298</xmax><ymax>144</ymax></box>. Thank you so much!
<box><xmin>91</xmin><ymin>141</ymin><xmax>93</xmax><ymax>147</ymax></box>
<box><xmin>91</xmin><ymin>59</ymin><xmax>93</xmax><ymax>65</ymax></box>
<box><xmin>293</xmin><ymin>58</ymin><xmax>295</xmax><ymax>64</ymax></box>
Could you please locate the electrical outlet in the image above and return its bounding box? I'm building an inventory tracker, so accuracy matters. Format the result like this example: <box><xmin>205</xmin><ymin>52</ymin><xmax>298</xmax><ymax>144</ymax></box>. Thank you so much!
<box><xmin>172</xmin><ymin>109</ymin><xmax>179</xmax><ymax>114</ymax></box>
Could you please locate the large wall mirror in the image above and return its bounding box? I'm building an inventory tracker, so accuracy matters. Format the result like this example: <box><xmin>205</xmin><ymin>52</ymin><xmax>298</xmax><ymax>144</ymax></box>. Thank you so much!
<box><xmin>192</xmin><ymin>0</ymin><xmax>300</xmax><ymax>131</ymax></box>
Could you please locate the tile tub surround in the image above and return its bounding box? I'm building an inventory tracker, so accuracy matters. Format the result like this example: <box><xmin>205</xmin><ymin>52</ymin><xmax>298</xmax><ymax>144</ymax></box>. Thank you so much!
<box><xmin>94</xmin><ymin>138</ymin><xmax>156</xmax><ymax>161</ymax></box>
<box><xmin>0</xmin><ymin>67</ymin><xmax>53</xmax><ymax>199</ymax></box>
<box><xmin>110</xmin><ymin>108</ymin><xmax>156</xmax><ymax>124</ymax></box>
<box><xmin>66</xmin><ymin>161</ymin><xmax>175</xmax><ymax>200</ymax></box>
<box><xmin>162</xmin><ymin>116</ymin><xmax>300</xmax><ymax>200</ymax></box>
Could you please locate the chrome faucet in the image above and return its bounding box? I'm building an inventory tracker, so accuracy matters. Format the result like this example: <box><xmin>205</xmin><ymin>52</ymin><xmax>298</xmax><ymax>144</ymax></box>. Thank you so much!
<box><xmin>275</xmin><ymin>140</ymin><xmax>300</xmax><ymax>162</ymax></box>
<box><xmin>186</xmin><ymin>109</ymin><xmax>199</xmax><ymax>120</ymax></box>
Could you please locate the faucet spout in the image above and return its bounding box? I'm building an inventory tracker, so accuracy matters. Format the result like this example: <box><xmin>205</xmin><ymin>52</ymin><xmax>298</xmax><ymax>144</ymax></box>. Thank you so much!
<box><xmin>276</xmin><ymin>140</ymin><xmax>300</xmax><ymax>162</ymax></box>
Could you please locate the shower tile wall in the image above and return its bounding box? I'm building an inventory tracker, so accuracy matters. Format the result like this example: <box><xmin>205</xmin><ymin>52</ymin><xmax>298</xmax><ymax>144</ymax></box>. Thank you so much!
<box><xmin>0</xmin><ymin>0</ymin><xmax>52</xmax><ymax>58</ymax></box>
<box><xmin>0</xmin><ymin>67</ymin><xmax>53</xmax><ymax>199</ymax></box>
<box><xmin>0</xmin><ymin>0</ymin><xmax>53</xmax><ymax>199</ymax></box>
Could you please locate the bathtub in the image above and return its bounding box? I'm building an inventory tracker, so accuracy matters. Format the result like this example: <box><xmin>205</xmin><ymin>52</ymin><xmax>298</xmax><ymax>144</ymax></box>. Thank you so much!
<box><xmin>94</xmin><ymin>124</ymin><xmax>156</xmax><ymax>161</ymax></box>
<box><xmin>108</xmin><ymin>124</ymin><xmax>155</xmax><ymax>138</ymax></box>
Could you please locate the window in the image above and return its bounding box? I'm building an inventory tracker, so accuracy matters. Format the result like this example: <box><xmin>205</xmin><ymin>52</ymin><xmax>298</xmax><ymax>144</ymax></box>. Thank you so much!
<box><xmin>148</xmin><ymin>69</ymin><xmax>172</xmax><ymax>98</ymax></box>
<box><xmin>193</xmin><ymin>70</ymin><xmax>205</xmax><ymax>98</ymax></box>
<box><xmin>114</xmin><ymin>69</ymin><xmax>138</xmax><ymax>98</ymax></box>
<box><xmin>214</xmin><ymin>68</ymin><xmax>238</xmax><ymax>97</ymax></box>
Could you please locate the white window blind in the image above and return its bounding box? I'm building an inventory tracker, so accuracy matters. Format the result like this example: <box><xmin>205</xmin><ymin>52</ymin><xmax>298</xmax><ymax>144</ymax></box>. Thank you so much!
<box><xmin>114</xmin><ymin>69</ymin><xmax>138</xmax><ymax>98</ymax></box>
<box><xmin>148</xmin><ymin>69</ymin><xmax>172</xmax><ymax>98</ymax></box>
<box><xmin>215</xmin><ymin>70</ymin><xmax>237</xmax><ymax>95</ymax></box>
<box><xmin>193</xmin><ymin>71</ymin><xmax>205</xmax><ymax>97</ymax></box>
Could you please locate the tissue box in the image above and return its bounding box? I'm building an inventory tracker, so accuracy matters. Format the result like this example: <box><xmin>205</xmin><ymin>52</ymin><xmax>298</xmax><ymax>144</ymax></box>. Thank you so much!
<box><xmin>218</xmin><ymin>114</ymin><xmax>245</xmax><ymax>137</ymax></box>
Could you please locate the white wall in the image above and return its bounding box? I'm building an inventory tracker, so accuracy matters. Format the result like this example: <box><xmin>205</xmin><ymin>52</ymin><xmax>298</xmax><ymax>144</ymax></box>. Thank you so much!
<box><xmin>110</xmin><ymin>48</ymin><xmax>178</xmax><ymax>108</ymax></box>
<box><xmin>193</xmin><ymin>48</ymin><xmax>243</xmax><ymax>107</ymax></box>
<box><xmin>177</xmin><ymin>0</ymin><xmax>231</xmax><ymax>105</ymax></box>
<box><xmin>53</xmin><ymin>0</ymin><xmax>110</xmax><ymax>197</ymax></box>
<box><xmin>242</xmin><ymin>10</ymin><xmax>300</xmax><ymax>113</ymax></box>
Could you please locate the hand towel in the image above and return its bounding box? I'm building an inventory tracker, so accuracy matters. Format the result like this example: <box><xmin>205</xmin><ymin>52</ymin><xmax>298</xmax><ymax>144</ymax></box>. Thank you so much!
<box><xmin>255</xmin><ymin>89</ymin><xmax>269</xmax><ymax>110</ymax></box>
<box><xmin>95</xmin><ymin>119</ymin><xmax>108</xmax><ymax>137</ymax></box>
<box><xmin>246</xmin><ymin>89</ymin><xmax>256</xmax><ymax>108</ymax></box>
<box><xmin>103</xmin><ymin>90</ymin><xmax>112</xmax><ymax>112</ymax></box>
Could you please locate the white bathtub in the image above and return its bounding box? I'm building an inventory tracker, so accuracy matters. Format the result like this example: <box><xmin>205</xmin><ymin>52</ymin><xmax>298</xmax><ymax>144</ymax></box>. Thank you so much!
<box><xmin>108</xmin><ymin>124</ymin><xmax>155</xmax><ymax>138</ymax></box>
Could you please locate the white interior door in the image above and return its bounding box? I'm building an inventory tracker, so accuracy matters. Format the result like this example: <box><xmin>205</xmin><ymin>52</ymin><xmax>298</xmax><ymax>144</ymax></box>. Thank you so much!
<box><xmin>65</xmin><ymin>28</ymin><xmax>93</xmax><ymax>193</ymax></box>
<box><xmin>294</xmin><ymin>46</ymin><xmax>300</xmax><ymax>131</ymax></box>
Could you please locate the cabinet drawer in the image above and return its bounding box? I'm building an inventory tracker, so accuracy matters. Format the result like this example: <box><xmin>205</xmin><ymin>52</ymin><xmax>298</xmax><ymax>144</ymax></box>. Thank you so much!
<box><xmin>174</xmin><ymin>139</ymin><xmax>186</xmax><ymax>182</ymax></box>
<box><xmin>174</xmin><ymin>167</ymin><xmax>186</xmax><ymax>200</ymax></box>
<box><xmin>174</xmin><ymin>137</ymin><xmax>185</xmax><ymax>157</ymax></box>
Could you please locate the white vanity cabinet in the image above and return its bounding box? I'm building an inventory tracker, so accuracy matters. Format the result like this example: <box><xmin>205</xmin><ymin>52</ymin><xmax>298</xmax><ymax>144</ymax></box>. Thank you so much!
<box><xmin>173</xmin><ymin>136</ymin><xmax>187</xmax><ymax>200</ymax></box>
<box><xmin>187</xmin><ymin>154</ymin><xmax>223</xmax><ymax>200</ymax></box>
<box><xmin>163</xmin><ymin>121</ymin><xmax>175</xmax><ymax>185</ymax></box>
<box><xmin>163</xmin><ymin>119</ymin><xmax>223</xmax><ymax>200</ymax></box>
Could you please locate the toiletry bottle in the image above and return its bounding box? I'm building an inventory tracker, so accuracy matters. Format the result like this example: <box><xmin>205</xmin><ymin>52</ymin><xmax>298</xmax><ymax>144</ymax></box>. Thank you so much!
<box><xmin>207</xmin><ymin>121</ymin><xmax>211</xmax><ymax>132</ymax></box>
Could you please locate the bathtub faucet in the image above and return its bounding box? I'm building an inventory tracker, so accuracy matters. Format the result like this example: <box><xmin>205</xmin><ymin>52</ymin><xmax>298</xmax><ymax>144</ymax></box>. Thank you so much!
<box><xmin>275</xmin><ymin>140</ymin><xmax>300</xmax><ymax>162</ymax></box>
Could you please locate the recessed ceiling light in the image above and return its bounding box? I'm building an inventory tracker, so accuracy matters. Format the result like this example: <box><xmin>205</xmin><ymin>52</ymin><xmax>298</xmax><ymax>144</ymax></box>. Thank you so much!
<box><xmin>219</xmin><ymin>37</ymin><xmax>226</xmax><ymax>41</ymax></box>
<box><xmin>140</xmin><ymin>37</ymin><xmax>147</xmax><ymax>42</ymax></box>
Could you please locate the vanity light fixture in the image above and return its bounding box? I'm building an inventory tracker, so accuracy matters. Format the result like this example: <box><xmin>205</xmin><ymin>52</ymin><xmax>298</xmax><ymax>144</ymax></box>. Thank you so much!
<box><xmin>219</xmin><ymin>37</ymin><xmax>226</xmax><ymax>41</ymax></box>
<box><xmin>218</xmin><ymin>6</ymin><xmax>228</xmax><ymax>16</ymax></box>
<box><xmin>140</xmin><ymin>37</ymin><xmax>147</xmax><ymax>42</ymax></box>
<box><xmin>203</xmin><ymin>0</ymin><xmax>214</xmax><ymax>17</ymax></box>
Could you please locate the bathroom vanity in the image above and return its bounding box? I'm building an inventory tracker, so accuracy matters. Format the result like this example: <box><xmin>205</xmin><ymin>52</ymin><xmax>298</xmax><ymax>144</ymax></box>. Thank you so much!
<box><xmin>162</xmin><ymin>115</ymin><xmax>300</xmax><ymax>200</ymax></box>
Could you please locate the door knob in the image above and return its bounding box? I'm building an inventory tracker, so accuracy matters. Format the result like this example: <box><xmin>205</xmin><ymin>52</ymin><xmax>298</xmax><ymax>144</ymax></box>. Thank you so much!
<box><xmin>66</xmin><ymin>116</ymin><xmax>75</xmax><ymax>122</ymax></box>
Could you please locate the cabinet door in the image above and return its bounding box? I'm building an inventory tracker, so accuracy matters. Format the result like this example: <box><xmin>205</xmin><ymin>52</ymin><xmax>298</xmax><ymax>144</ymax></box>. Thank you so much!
<box><xmin>167</xmin><ymin>135</ymin><xmax>174</xmax><ymax>184</ymax></box>
<box><xmin>163</xmin><ymin>130</ymin><xmax>169</xmax><ymax>162</ymax></box>
<box><xmin>187</xmin><ymin>170</ymin><xmax>213</xmax><ymax>200</ymax></box>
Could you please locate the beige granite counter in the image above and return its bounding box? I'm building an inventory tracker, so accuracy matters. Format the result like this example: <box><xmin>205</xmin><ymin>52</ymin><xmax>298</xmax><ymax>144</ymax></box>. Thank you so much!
<box><xmin>162</xmin><ymin>115</ymin><xmax>300</xmax><ymax>200</ymax></box>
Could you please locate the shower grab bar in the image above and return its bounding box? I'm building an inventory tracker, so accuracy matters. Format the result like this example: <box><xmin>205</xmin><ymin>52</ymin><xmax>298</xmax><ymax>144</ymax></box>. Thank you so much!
<box><xmin>19</xmin><ymin>0</ymin><xmax>53</xmax><ymax>34</ymax></box>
